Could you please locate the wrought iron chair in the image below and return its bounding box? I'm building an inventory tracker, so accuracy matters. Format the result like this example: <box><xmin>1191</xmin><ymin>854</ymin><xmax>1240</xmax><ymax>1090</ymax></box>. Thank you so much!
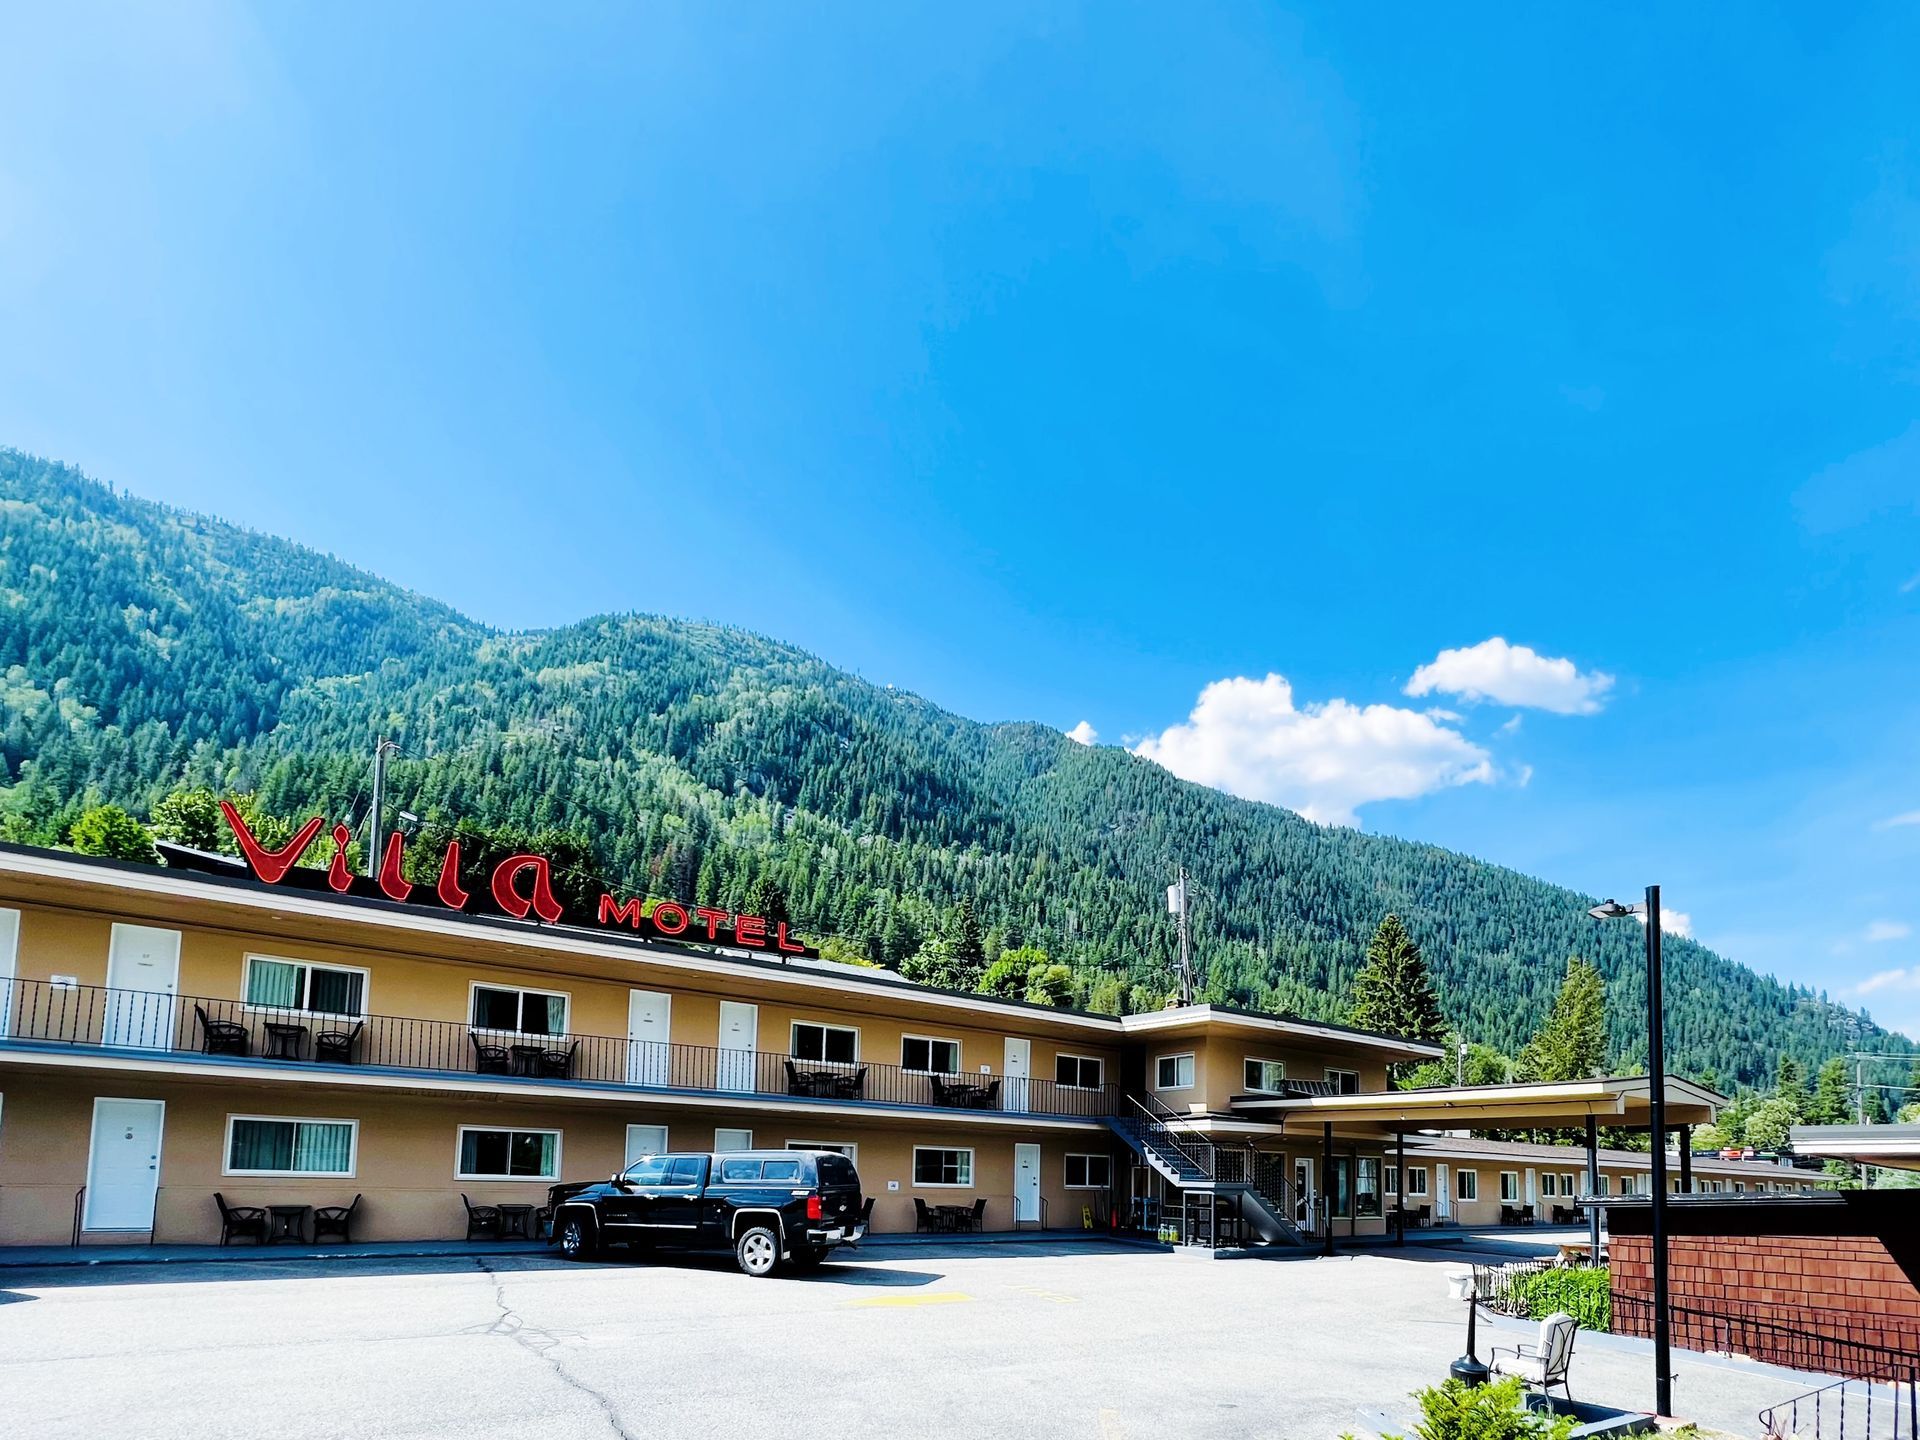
<box><xmin>462</xmin><ymin>1193</ymin><xmax>503</xmax><ymax>1240</ymax></box>
<box><xmin>197</xmin><ymin>1005</ymin><xmax>250</xmax><ymax>1056</ymax></box>
<box><xmin>966</xmin><ymin>1080</ymin><xmax>1001</xmax><ymax>1110</ymax></box>
<box><xmin>966</xmin><ymin>1198</ymin><xmax>987</xmax><ymax>1233</ymax></box>
<box><xmin>1491</xmin><ymin>1311</ymin><xmax>1578</xmax><ymax>1404</ymax></box>
<box><xmin>786</xmin><ymin>1059</ymin><xmax>824</xmax><ymax>1097</ymax></box>
<box><xmin>469</xmin><ymin>1032</ymin><xmax>511</xmax><ymax>1075</ymax></box>
<box><xmin>314</xmin><ymin>1020</ymin><xmax>363</xmax><ymax>1065</ymax></box>
<box><xmin>537</xmin><ymin>1039</ymin><xmax>579</xmax><ymax>1079</ymax></box>
<box><xmin>913</xmin><ymin>1198</ymin><xmax>937</xmax><ymax>1234</ymax></box>
<box><xmin>313</xmin><ymin>1194</ymin><xmax>362</xmax><ymax>1244</ymax></box>
<box><xmin>214</xmin><ymin>1192</ymin><xmax>268</xmax><ymax>1245</ymax></box>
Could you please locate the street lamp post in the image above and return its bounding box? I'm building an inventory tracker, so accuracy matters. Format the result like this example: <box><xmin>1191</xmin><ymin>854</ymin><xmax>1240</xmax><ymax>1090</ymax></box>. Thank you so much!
<box><xmin>1590</xmin><ymin>886</ymin><xmax>1673</xmax><ymax>1419</ymax></box>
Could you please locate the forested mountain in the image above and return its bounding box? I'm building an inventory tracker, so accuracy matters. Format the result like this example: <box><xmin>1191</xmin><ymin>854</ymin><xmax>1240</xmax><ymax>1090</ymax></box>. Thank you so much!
<box><xmin>1</xmin><ymin>447</ymin><xmax>1909</xmax><ymax>1089</ymax></box>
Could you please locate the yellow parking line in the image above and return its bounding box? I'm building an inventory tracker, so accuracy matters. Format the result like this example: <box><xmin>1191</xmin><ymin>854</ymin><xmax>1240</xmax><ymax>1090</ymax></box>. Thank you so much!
<box><xmin>844</xmin><ymin>1291</ymin><xmax>975</xmax><ymax>1308</ymax></box>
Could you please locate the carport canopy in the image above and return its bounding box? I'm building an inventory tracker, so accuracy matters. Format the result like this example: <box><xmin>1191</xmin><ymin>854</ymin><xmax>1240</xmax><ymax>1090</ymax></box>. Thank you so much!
<box><xmin>1229</xmin><ymin>1074</ymin><xmax>1723</xmax><ymax>1136</ymax></box>
<box><xmin>1788</xmin><ymin>1122</ymin><xmax>1920</xmax><ymax>1173</ymax></box>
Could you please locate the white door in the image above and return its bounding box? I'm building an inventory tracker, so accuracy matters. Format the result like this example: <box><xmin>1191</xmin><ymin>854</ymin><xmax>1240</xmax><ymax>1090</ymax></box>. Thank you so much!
<box><xmin>714</xmin><ymin>1128</ymin><xmax>753</xmax><ymax>1151</ymax></box>
<box><xmin>104</xmin><ymin>924</ymin><xmax>180</xmax><ymax>1049</ymax></box>
<box><xmin>1294</xmin><ymin>1158</ymin><xmax>1314</xmax><ymax>1231</ymax></box>
<box><xmin>717</xmin><ymin>1001</ymin><xmax>758</xmax><ymax>1092</ymax></box>
<box><xmin>626</xmin><ymin>990</ymin><xmax>672</xmax><ymax>1086</ymax></box>
<box><xmin>625</xmin><ymin>1123</ymin><xmax>668</xmax><ymax>1166</ymax></box>
<box><xmin>1014</xmin><ymin>1143</ymin><xmax>1041</xmax><ymax>1225</ymax></box>
<box><xmin>85</xmin><ymin>1098</ymin><xmax>165</xmax><ymax>1231</ymax></box>
<box><xmin>0</xmin><ymin>906</ymin><xmax>18</xmax><ymax>1038</ymax></box>
<box><xmin>1436</xmin><ymin>1164</ymin><xmax>1452</xmax><ymax>1221</ymax></box>
<box><xmin>1003</xmin><ymin>1037</ymin><xmax>1030</xmax><ymax>1113</ymax></box>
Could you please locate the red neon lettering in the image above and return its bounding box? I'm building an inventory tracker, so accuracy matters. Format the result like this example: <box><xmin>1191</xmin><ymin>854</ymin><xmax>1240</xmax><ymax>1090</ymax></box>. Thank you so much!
<box><xmin>735</xmin><ymin>913</ymin><xmax>767</xmax><ymax>947</ymax></box>
<box><xmin>775</xmin><ymin>922</ymin><xmax>806</xmax><ymax>954</ymax></box>
<box><xmin>436</xmin><ymin>840</ymin><xmax>471</xmax><ymax>909</ymax></box>
<box><xmin>220</xmin><ymin>802</ymin><xmax>325</xmax><ymax>885</ymax></box>
<box><xmin>693</xmin><ymin>906</ymin><xmax>729</xmax><ymax>941</ymax></box>
<box><xmin>377</xmin><ymin>832</ymin><xmax>413</xmax><ymax>902</ymax></box>
<box><xmin>492</xmin><ymin>854</ymin><xmax>563</xmax><ymax>923</ymax></box>
<box><xmin>598</xmin><ymin>893</ymin><xmax>645</xmax><ymax>928</ymax></box>
<box><xmin>326</xmin><ymin>824</ymin><xmax>354</xmax><ymax>893</ymax></box>
<box><xmin>651</xmin><ymin>901</ymin><xmax>689</xmax><ymax>935</ymax></box>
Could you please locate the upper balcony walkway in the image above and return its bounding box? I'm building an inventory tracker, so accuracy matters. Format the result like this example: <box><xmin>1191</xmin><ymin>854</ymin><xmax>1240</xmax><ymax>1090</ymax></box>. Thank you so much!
<box><xmin>0</xmin><ymin>977</ymin><xmax>1120</xmax><ymax>1124</ymax></box>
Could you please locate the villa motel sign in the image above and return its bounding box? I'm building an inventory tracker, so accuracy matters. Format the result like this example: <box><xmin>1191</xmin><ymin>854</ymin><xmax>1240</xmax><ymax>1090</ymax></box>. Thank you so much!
<box><xmin>218</xmin><ymin>801</ymin><xmax>813</xmax><ymax>957</ymax></box>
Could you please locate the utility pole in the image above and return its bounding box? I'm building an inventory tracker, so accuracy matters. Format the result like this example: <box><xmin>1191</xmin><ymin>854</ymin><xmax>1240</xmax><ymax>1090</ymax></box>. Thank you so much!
<box><xmin>367</xmin><ymin>738</ymin><xmax>399</xmax><ymax>879</ymax></box>
<box><xmin>1168</xmin><ymin>868</ymin><xmax>1194</xmax><ymax>1005</ymax></box>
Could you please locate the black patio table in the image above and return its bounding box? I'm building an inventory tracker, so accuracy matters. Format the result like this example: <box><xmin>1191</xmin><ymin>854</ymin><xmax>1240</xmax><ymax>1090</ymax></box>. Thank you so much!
<box><xmin>509</xmin><ymin>1045</ymin><xmax>548</xmax><ymax>1077</ymax></box>
<box><xmin>263</xmin><ymin>1022</ymin><xmax>309</xmax><ymax>1060</ymax></box>
<box><xmin>267</xmin><ymin>1204</ymin><xmax>311</xmax><ymax>1243</ymax></box>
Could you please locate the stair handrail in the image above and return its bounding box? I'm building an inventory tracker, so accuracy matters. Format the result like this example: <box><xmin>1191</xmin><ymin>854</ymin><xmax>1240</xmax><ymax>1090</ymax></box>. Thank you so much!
<box><xmin>1125</xmin><ymin>1093</ymin><xmax>1216</xmax><ymax>1179</ymax></box>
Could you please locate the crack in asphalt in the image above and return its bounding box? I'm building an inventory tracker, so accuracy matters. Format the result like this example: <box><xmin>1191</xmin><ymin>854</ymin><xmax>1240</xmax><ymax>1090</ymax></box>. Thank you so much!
<box><xmin>471</xmin><ymin>1258</ymin><xmax>635</xmax><ymax>1440</ymax></box>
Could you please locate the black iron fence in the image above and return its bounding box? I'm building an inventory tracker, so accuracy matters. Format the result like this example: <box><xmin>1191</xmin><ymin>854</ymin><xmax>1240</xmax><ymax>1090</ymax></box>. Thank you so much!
<box><xmin>1761</xmin><ymin>1375</ymin><xmax>1918</xmax><ymax>1439</ymax></box>
<box><xmin>0</xmin><ymin>976</ymin><xmax>1119</xmax><ymax>1119</ymax></box>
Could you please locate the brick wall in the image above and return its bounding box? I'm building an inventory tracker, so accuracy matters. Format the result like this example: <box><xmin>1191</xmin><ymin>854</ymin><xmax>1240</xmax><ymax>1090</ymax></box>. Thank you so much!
<box><xmin>1611</xmin><ymin>1233</ymin><xmax>1920</xmax><ymax>1363</ymax></box>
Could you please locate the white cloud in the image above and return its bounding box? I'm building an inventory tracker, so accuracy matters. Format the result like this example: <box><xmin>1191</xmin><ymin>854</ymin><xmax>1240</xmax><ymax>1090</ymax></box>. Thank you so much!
<box><xmin>1065</xmin><ymin>720</ymin><xmax>1098</xmax><ymax>747</ymax></box>
<box><xmin>1901</xmin><ymin>571</ymin><xmax>1920</xmax><ymax>594</ymax></box>
<box><xmin>1405</xmin><ymin>637</ymin><xmax>1614</xmax><ymax>715</ymax></box>
<box><xmin>1635</xmin><ymin>908</ymin><xmax>1693</xmax><ymax>939</ymax></box>
<box><xmin>1498</xmin><ymin>714</ymin><xmax>1524</xmax><ymax>736</ymax></box>
<box><xmin>1865</xmin><ymin>919</ymin><xmax>1912</xmax><ymax>943</ymax></box>
<box><xmin>1131</xmin><ymin>673</ymin><xmax>1495</xmax><ymax>828</ymax></box>
<box><xmin>1856</xmin><ymin>967</ymin><xmax>1920</xmax><ymax>996</ymax></box>
<box><xmin>1874</xmin><ymin>810</ymin><xmax>1920</xmax><ymax>830</ymax></box>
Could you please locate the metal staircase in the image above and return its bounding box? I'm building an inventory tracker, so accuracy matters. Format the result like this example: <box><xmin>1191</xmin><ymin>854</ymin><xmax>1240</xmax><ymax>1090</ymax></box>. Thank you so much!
<box><xmin>1106</xmin><ymin>1093</ymin><xmax>1306</xmax><ymax>1247</ymax></box>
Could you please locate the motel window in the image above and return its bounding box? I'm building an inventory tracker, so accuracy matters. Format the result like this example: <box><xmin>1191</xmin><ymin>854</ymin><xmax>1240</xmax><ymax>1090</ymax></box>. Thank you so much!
<box><xmin>1065</xmin><ymin>1154</ymin><xmax>1112</xmax><ymax>1189</ymax></box>
<box><xmin>1356</xmin><ymin>1157</ymin><xmax>1382</xmax><ymax>1218</ymax></box>
<box><xmin>901</xmin><ymin>1036</ymin><xmax>961</xmax><ymax>1074</ymax></box>
<box><xmin>913</xmin><ymin>1147</ymin><xmax>973</xmax><ymax>1187</ymax></box>
<box><xmin>714</xmin><ymin>1128</ymin><xmax>753</xmax><ymax>1152</ymax></box>
<box><xmin>791</xmin><ymin>1021</ymin><xmax>859</xmax><ymax>1065</ymax></box>
<box><xmin>1500</xmin><ymin>1171</ymin><xmax>1520</xmax><ymax>1203</ymax></box>
<box><xmin>1244</xmin><ymin>1059</ymin><xmax>1286</xmax><ymax>1093</ymax></box>
<box><xmin>1055</xmin><ymin>1054</ymin><xmax>1104</xmax><ymax>1089</ymax></box>
<box><xmin>1560</xmin><ymin>1172</ymin><xmax>1575</xmax><ymax>1196</ymax></box>
<box><xmin>470</xmin><ymin>985</ymin><xmax>568</xmax><ymax>1036</ymax></box>
<box><xmin>225</xmin><ymin>1116</ymin><xmax>357</xmax><ymax>1176</ymax></box>
<box><xmin>457</xmin><ymin>1126</ymin><xmax>560</xmax><ymax>1180</ymax></box>
<box><xmin>1155</xmin><ymin>1053</ymin><xmax>1196</xmax><ymax>1090</ymax></box>
<box><xmin>1325</xmin><ymin>1068</ymin><xmax>1361</xmax><ymax>1096</ymax></box>
<box><xmin>1596</xmin><ymin>1175</ymin><xmax>1611</xmax><ymax>1196</ymax></box>
<box><xmin>1386</xmin><ymin>1166</ymin><xmax>1398</xmax><ymax>1196</ymax></box>
<box><xmin>1734</xmin><ymin>1181</ymin><xmax>1745</xmax><ymax>1194</ymax></box>
<box><xmin>1541</xmin><ymin>1173</ymin><xmax>1557</xmax><ymax>1197</ymax></box>
<box><xmin>1405</xmin><ymin>1167</ymin><xmax>1429</xmax><ymax>1197</ymax></box>
<box><xmin>787</xmin><ymin>1141</ymin><xmax>858</xmax><ymax>1162</ymax></box>
<box><xmin>244</xmin><ymin>956</ymin><xmax>367</xmax><ymax>1018</ymax></box>
<box><xmin>1457</xmin><ymin>1170</ymin><xmax>1479</xmax><ymax>1202</ymax></box>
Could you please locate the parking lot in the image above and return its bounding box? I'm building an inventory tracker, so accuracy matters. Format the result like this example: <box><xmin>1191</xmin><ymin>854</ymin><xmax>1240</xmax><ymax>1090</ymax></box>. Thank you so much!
<box><xmin>0</xmin><ymin>1237</ymin><xmax>1811</xmax><ymax>1438</ymax></box>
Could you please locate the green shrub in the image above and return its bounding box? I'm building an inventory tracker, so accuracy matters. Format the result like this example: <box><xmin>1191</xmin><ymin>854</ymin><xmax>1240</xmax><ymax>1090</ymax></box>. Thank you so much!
<box><xmin>1371</xmin><ymin>1376</ymin><xmax>1578</xmax><ymax>1440</ymax></box>
<box><xmin>1508</xmin><ymin>1266</ymin><xmax>1610</xmax><ymax>1331</ymax></box>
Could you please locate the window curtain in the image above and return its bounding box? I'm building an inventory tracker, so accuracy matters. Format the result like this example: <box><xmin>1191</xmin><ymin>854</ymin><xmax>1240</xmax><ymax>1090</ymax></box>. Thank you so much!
<box><xmin>293</xmin><ymin>1122</ymin><xmax>353</xmax><ymax>1174</ymax></box>
<box><xmin>540</xmin><ymin>994</ymin><xmax>566</xmax><ymax>1036</ymax></box>
<box><xmin>229</xmin><ymin>1119</ymin><xmax>295</xmax><ymax>1171</ymax></box>
<box><xmin>247</xmin><ymin>960</ymin><xmax>302</xmax><ymax>1009</ymax></box>
<box><xmin>306</xmin><ymin>968</ymin><xmax>364</xmax><ymax>1017</ymax></box>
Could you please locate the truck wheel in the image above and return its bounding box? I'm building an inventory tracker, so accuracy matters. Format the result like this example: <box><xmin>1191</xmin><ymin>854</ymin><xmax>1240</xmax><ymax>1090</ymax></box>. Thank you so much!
<box><xmin>558</xmin><ymin>1214</ymin><xmax>597</xmax><ymax>1261</ymax></box>
<box><xmin>735</xmin><ymin>1224</ymin><xmax>780</xmax><ymax>1277</ymax></box>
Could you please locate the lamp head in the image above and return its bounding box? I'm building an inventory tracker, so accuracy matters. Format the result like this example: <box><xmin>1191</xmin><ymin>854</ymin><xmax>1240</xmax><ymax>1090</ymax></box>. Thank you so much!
<box><xmin>1588</xmin><ymin>898</ymin><xmax>1638</xmax><ymax>921</ymax></box>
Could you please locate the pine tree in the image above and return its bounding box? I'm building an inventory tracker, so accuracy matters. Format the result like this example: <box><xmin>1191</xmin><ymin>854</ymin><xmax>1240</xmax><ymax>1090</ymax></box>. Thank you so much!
<box><xmin>1774</xmin><ymin>1056</ymin><xmax>1809</xmax><ymax>1120</ymax></box>
<box><xmin>1517</xmin><ymin>957</ymin><xmax>1608</xmax><ymax>1082</ymax></box>
<box><xmin>947</xmin><ymin>896</ymin><xmax>986</xmax><ymax>989</ymax></box>
<box><xmin>1346</xmin><ymin>913</ymin><xmax>1448</xmax><ymax>1042</ymax></box>
<box><xmin>1810</xmin><ymin>1057</ymin><xmax>1853</xmax><ymax>1126</ymax></box>
<box><xmin>745</xmin><ymin>874</ymin><xmax>790</xmax><ymax>926</ymax></box>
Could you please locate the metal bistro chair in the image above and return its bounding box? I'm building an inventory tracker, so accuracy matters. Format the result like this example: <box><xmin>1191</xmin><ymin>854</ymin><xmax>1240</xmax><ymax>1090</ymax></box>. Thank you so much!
<box><xmin>965</xmin><ymin>1198</ymin><xmax>987</xmax><ymax>1233</ymax></box>
<box><xmin>786</xmin><ymin>1059</ymin><xmax>823</xmax><ymax>1097</ymax></box>
<box><xmin>314</xmin><ymin>1021</ymin><xmax>363</xmax><ymax>1065</ymax></box>
<box><xmin>538</xmin><ymin>1039</ymin><xmax>578</xmax><ymax>1079</ymax></box>
<box><xmin>197</xmin><ymin>1005</ymin><xmax>250</xmax><ymax>1056</ymax></box>
<box><xmin>312</xmin><ymin>1195</ymin><xmax>362</xmax><ymax>1244</ymax></box>
<box><xmin>463</xmin><ymin>1194</ymin><xmax>503</xmax><ymax>1240</ymax></box>
<box><xmin>214</xmin><ymin>1192</ymin><xmax>269</xmax><ymax>1246</ymax></box>
<box><xmin>470</xmin><ymin>1033</ymin><xmax>511</xmax><ymax>1075</ymax></box>
<box><xmin>1492</xmin><ymin>1311</ymin><xmax>1579</xmax><ymax>1405</ymax></box>
<box><xmin>914</xmin><ymin>1198</ymin><xmax>938</xmax><ymax>1234</ymax></box>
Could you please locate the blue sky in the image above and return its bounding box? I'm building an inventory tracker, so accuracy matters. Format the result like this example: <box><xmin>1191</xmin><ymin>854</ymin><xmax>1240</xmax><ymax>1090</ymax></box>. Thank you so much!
<box><xmin>3</xmin><ymin>4</ymin><xmax>1919</xmax><ymax>1034</ymax></box>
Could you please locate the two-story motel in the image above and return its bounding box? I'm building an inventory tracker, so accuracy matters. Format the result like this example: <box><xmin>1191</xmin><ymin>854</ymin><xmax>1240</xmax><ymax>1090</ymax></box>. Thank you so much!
<box><xmin>0</xmin><ymin>841</ymin><xmax>1797</xmax><ymax>1250</ymax></box>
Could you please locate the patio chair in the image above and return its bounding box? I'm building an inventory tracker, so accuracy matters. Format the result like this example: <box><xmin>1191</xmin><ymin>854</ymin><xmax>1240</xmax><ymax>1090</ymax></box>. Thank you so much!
<box><xmin>197</xmin><ymin>1005</ymin><xmax>250</xmax><ymax>1056</ymax></box>
<box><xmin>966</xmin><ymin>1198</ymin><xmax>987</xmax><ymax>1233</ymax></box>
<box><xmin>538</xmin><ymin>1039</ymin><xmax>578</xmax><ymax>1079</ymax></box>
<box><xmin>463</xmin><ymin>1193</ymin><xmax>503</xmax><ymax>1240</ymax></box>
<box><xmin>1491</xmin><ymin>1310</ymin><xmax>1578</xmax><ymax>1404</ymax></box>
<box><xmin>1499</xmin><ymin>1204</ymin><xmax>1527</xmax><ymax>1227</ymax></box>
<box><xmin>832</xmin><ymin>1065</ymin><xmax>868</xmax><ymax>1100</ymax></box>
<box><xmin>914</xmin><ymin>1198</ymin><xmax>937</xmax><ymax>1234</ymax></box>
<box><xmin>967</xmin><ymin>1080</ymin><xmax>1001</xmax><ymax>1110</ymax></box>
<box><xmin>314</xmin><ymin>1020</ymin><xmax>363</xmax><ymax>1065</ymax></box>
<box><xmin>858</xmin><ymin>1197</ymin><xmax>875</xmax><ymax>1230</ymax></box>
<box><xmin>214</xmin><ymin>1192</ymin><xmax>268</xmax><ymax>1246</ymax></box>
<box><xmin>470</xmin><ymin>1032</ymin><xmax>511</xmax><ymax>1075</ymax></box>
<box><xmin>312</xmin><ymin>1194</ymin><xmax>362</xmax><ymax>1244</ymax></box>
<box><xmin>928</xmin><ymin>1076</ymin><xmax>954</xmax><ymax>1107</ymax></box>
<box><xmin>785</xmin><ymin>1058</ymin><xmax>821</xmax><ymax>1096</ymax></box>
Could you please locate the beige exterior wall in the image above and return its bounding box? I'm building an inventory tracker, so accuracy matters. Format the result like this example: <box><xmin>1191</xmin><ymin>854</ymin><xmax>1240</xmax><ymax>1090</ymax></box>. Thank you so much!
<box><xmin>0</xmin><ymin>1072</ymin><xmax>1122</xmax><ymax>1246</ymax></box>
<box><xmin>1144</xmin><ymin>1033</ymin><xmax>1390</xmax><ymax>1115</ymax></box>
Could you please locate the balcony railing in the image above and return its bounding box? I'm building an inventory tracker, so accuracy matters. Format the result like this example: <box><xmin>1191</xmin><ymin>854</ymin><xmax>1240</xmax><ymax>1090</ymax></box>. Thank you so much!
<box><xmin>0</xmin><ymin>977</ymin><xmax>1119</xmax><ymax>1120</ymax></box>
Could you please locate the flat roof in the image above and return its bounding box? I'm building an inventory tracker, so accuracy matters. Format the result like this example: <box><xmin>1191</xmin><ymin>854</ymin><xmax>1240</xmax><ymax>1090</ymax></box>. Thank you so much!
<box><xmin>1230</xmin><ymin>1074</ymin><xmax>1725</xmax><ymax>1133</ymax></box>
<box><xmin>1789</xmin><ymin>1123</ymin><xmax>1920</xmax><ymax>1173</ymax></box>
<box><xmin>0</xmin><ymin>842</ymin><xmax>1440</xmax><ymax>1057</ymax></box>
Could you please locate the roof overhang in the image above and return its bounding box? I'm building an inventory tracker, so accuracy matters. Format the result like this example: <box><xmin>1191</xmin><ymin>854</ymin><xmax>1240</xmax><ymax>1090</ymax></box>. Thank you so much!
<box><xmin>1230</xmin><ymin>1075</ymin><xmax>1724</xmax><ymax>1134</ymax></box>
<box><xmin>1790</xmin><ymin>1124</ymin><xmax>1920</xmax><ymax>1173</ymax></box>
<box><xmin>1117</xmin><ymin>1005</ymin><xmax>1444</xmax><ymax>1062</ymax></box>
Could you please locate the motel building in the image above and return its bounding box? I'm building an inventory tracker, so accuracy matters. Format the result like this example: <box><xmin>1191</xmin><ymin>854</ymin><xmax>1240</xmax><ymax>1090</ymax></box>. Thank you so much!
<box><xmin>0</xmin><ymin>836</ymin><xmax>1810</xmax><ymax>1252</ymax></box>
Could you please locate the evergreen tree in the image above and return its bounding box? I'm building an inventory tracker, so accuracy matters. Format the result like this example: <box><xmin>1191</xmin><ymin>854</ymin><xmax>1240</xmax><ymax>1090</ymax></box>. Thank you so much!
<box><xmin>1810</xmin><ymin>1057</ymin><xmax>1853</xmax><ymax>1126</ymax></box>
<box><xmin>67</xmin><ymin>804</ymin><xmax>157</xmax><ymax>863</ymax></box>
<box><xmin>946</xmin><ymin>896</ymin><xmax>986</xmax><ymax>989</ymax></box>
<box><xmin>1517</xmin><ymin>957</ymin><xmax>1607</xmax><ymax>1082</ymax></box>
<box><xmin>1346</xmin><ymin>913</ymin><xmax>1448</xmax><ymax>1041</ymax></box>
<box><xmin>1774</xmin><ymin>1056</ymin><xmax>1809</xmax><ymax>1120</ymax></box>
<box><xmin>745</xmin><ymin>874</ymin><xmax>790</xmax><ymax>927</ymax></box>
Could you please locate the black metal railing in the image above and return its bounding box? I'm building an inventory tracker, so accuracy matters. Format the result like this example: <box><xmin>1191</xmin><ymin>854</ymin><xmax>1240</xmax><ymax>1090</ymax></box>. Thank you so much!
<box><xmin>1127</xmin><ymin>1092</ymin><xmax>1216</xmax><ymax>1177</ymax></box>
<box><xmin>1611</xmin><ymin>1293</ymin><xmax>1920</xmax><ymax>1375</ymax></box>
<box><xmin>1762</xmin><ymin>1375</ymin><xmax>1918</xmax><ymax>1440</ymax></box>
<box><xmin>0</xmin><ymin>976</ymin><xmax>1119</xmax><ymax>1119</ymax></box>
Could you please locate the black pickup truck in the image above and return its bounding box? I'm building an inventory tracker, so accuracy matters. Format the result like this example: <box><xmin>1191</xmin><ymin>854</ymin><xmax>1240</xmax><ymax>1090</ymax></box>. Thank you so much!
<box><xmin>552</xmin><ymin>1149</ymin><xmax>866</xmax><ymax>1276</ymax></box>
